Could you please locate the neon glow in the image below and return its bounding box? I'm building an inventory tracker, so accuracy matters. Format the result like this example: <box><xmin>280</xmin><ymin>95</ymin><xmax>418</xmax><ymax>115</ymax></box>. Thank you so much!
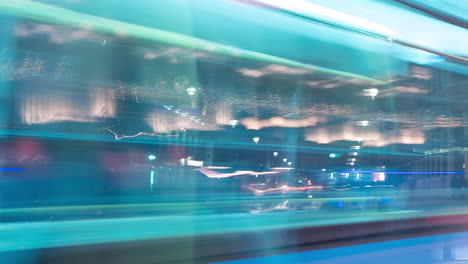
<box><xmin>338</xmin><ymin>170</ymin><xmax>464</xmax><ymax>175</ymax></box>
<box><xmin>0</xmin><ymin>168</ymin><xmax>25</xmax><ymax>172</ymax></box>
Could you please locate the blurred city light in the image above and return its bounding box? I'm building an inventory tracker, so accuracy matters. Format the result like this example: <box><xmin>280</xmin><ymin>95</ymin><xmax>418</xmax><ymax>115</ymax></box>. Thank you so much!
<box><xmin>363</xmin><ymin>88</ymin><xmax>379</xmax><ymax>99</ymax></box>
<box><xmin>357</xmin><ymin>120</ymin><xmax>369</xmax><ymax>127</ymax></box>
<box><xmin>186</xmin><ymin>87</ymin><xmax>197</xmax><ymax>96</ymax></box>
<box><xmin>0</xmin><ymin>1</ymin><xmax>466</xmax><ymax>263</ymax></box>
<box><xmin>229</xmin><ymin>119</ymin><xmax>239</xmax><ymax>128</ymax></box>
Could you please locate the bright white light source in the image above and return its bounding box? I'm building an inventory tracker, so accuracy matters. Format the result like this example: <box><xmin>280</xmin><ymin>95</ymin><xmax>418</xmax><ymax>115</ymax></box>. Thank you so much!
<box><xmin>186</xmin><ymin>87</ymin><xmax>197</xmax><ymax>96</ymax></box>
<box><xmin>273</xmin><ymin>151</ymin><xmax>279</xmax><ymax>157</ymax></box>
<box><xmin>363</xmin><ymin>88</ymin><xmax>379</xmax><ymax>99</ymax></box>
<box><xmin>253</xmin><ymin>137</ymin><xmax>260</xmax><ymax>144</ymax></box>
<box><xmin>229</xmin><ymin>119</ymin><xmax>239</xmax><ymax>128</ymax></box>
<box><xmin>351</xmin><ymin>146</ymin><xmax>361</xmax><ymax>150</ymax></box>
<box><xmin>148</xmin><ymin>154</ymin><xmax>156</xmax><ymax>161</ymax></box>
<box><xmin>253</xmin><ymin>0</ymin><xmax>396</xmax><ymax>36</ymax></box>
<box><xmin>321</xmin><ymin>168</ymin><xmax>326</xmax><ymax>171</ymax></box>
<box><xmin>357</xmin><ymin>120</ymin><xmax>369</xmax><ymax>127</ymax></box>
<box><xmin>283</xmin><ymin>158</ymin><xmax>288</xmax><ymax>162</ymax></box>
<box><xmin>287</xmin><ymin>162</ymin><xmax>292</xmax><ymax>166</ymax></box>
<box><xmin>187</xmin><ymin>159</ymin><xmax>203</xmax><ymax>167</ymax></box>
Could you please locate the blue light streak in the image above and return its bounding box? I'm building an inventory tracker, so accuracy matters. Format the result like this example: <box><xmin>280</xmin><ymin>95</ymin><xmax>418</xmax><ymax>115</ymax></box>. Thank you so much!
<box><xmin>0</xmin><ymin>168</ymin><xmax>25</xmax><ymax>172</ymax></box>
<box><xmin>337</xmin><ymin>170</ymin><xmax>464</xmax><ymax>175</ymax></box>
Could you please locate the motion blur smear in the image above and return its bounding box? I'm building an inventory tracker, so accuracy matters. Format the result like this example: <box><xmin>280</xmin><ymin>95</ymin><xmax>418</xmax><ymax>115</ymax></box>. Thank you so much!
<box><xmin>0</xmin><ymin>0</ymin><xmax>467</xmax><ymax>263</ymax></box>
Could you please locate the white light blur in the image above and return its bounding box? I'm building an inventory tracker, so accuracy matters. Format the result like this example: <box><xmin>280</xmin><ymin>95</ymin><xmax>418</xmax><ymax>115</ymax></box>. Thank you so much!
<box><xmin>273</xmin><ymin>152</ymin><xmax>279</xmax><ymax>157</ymax></box>
<box><xmin>245</xmin><ymin>184</ymin><xmax>323</xmax><ymax>196</ymax></box>
<box><xmin>237</xmin><ymin>68</ymin><xmax>265</xmax><ymax>77</ymax></box>
<box><xmin>253</xmin><ymin>137</ymin><xmax>260</xmax><ymax>144</ymax></box>
<box><xmin>287</xmin><ymin>162</ymin><xmax>292</xmax><ymax>166</ymax></box>
<box><xmin>237</xmin><ymin>64</ymin><xmax>310</xmax><ymax>78</ymax></box>
<box><xmin>283</xmin><ymin>158</ymin><xmax>288</xmax><ymax>162</ymax></box>
<box><xmin>356</xmin><ymin>120</ymin><xmax>369</xmax><ymax>127</ymax></box>
<box><xmin>271</xmin><ymin>167</ymin><xmax>295</xmax><ymax>171</ymax></box>
<box><xmin>363</xmin><ymin>88</ymin><xmax>379</xmax><ymax>99</ymax></box>
<box><xmin>205</xmin><ymin>166</ymin><xmax>232</xmax><ymax>169</ymax></box>
<box><xmin>321</xmin><ymin>168</ymin><xmax>326</xmax><ymax>171</ymax></box>
<box><xmin>306</xmin><ymin>125</ymin><xmax>425</xmax><ymax>146</ymax></box>
<box><xmin>252</xmin><ymin>0</ymin><xmax>396</xmax><ymax>36</ymax></box>
<box><xmin>148</xmin><ymin>109</ymin><xmax>220</xmax><ymax>134</ymax></box>
<box><xmin>187</xmin><ymin>159</ymin><xmax>204</xmax><ymax>167</ymax></box>
<box><xmin>186</xmin><ymin>87</ymin><xmax>197</xmax><ymax>96</ymax></box>
<box><xmin>229</xmin><ymin>119</ymin><xmax>239</xmax><ymax>128</ymax></box>
<box><xmin>196</xmin><ymin>168</ymin><xmax>280</xmax><ymax>179</ymax></box>
<box><xmin>241</xmin><ymin>116</ymin><xmax>325</xmax><ymax>130</ymax></box>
